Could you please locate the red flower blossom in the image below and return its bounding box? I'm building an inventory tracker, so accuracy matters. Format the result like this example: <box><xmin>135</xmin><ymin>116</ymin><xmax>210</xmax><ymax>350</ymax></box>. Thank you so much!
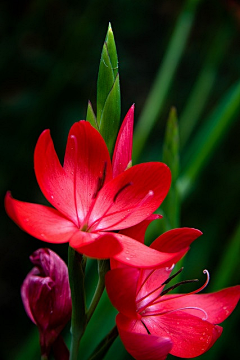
<box><xmin>21</xmin><ymin>248</ymin><xmax>71</xmax><ymax>358</ymax></box>
<box><xmin>4</xmin><ymin>107</ymin><xmax>187</xmax><ymax>267</ymax></box>
<box><xmin>106</xmin><ymin>261</ymin><xmax>240</xmax><ymax>359</ymax></box>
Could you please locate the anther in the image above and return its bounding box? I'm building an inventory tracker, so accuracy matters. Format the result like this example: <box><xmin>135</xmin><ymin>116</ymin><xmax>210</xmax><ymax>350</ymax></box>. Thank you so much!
<box><xmin>113</xmin><ymin>182</ymin><xmax>133</xmax><ymax>202</ymax></box>
<box><xmin>160</xmin><ymin>278</ymin><xmax>199</xmax><ymax>297</ymax></box>
<box><xmin>92</xmin><ymin>161</ymin><xmax>108</xmax><ymax>199</ymax></box>
<box><xmin>162</xmin><ymin>267</ymin><xmax>184</xmax><ymax>286</ymax></box>
<box><xmin>141</xmin><ymin>321</ymin><xmax>151</xmax><ymax>335</ymax></box>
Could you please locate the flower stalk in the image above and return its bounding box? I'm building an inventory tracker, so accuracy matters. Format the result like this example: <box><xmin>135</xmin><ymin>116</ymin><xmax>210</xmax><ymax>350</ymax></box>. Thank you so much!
<box><xmin>68</xmin><ymin>247</ymin><xmax>87</xmax><ymax>360</ymax></box>
<box><xmin>86</xmin><ymin>259</ymin><xmax>110</xmax><ymax>324</ymax></box>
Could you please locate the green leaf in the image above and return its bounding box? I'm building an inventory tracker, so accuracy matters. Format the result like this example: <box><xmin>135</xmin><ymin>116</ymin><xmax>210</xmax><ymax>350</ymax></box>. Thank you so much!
<box><xmin>99</xmin><ymin>74</ymin><xmax>121</xmax><ymax>156</ymax></box>
<box><xmin>86</xmin><ymin>101</ymin><xmax>98</xmax><ymax>130</ymax></box>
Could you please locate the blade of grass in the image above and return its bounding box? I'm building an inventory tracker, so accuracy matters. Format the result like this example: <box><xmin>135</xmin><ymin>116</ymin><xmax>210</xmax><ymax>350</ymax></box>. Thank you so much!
<box><xmin>133</xmin><ymin>0</ymin><xmax>202</xmax><ymax>162</ymax></box>
<box><xmin>210</xmin><ymin>220</ymin><xmax>240</xmax><ymax>292</ymax></box>
<box><xmin>178</xmin><ymin>80</ymin><xmax>240</xmax><ymax>198</ymax></box>
<box><xmin>179</xmin><ymin>22</ymin><xmax>233</xmax><ymax>148</ymax></box>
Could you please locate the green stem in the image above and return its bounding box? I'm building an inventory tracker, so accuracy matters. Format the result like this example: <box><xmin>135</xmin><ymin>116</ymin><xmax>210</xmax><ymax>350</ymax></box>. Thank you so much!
<box><xmin>88</xmin><ymin>325</ymin><xmax>118</xmax><ymax>360</ymax></box>
<box><xmin>86</xmin><ymin>260</ymin><xmax>110</xmax><ymax>323</ymax></box>
<box><xmin>68</xmin><ymin>247</ymin><xmax>87</xmax><ymax>360</ymax></box>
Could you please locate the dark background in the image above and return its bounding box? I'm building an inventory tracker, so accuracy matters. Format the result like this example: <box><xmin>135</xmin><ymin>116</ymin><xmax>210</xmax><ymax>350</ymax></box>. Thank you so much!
<box><xmin>1</xmin><ymin>0</ymin><xmax>240</xmax><ymax>359</ymax></box>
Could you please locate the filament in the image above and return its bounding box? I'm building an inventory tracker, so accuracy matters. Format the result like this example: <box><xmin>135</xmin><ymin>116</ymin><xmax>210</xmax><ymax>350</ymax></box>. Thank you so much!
<box><xmin>146</xmin><ymin>306</ymin><xmax>208</xmax><ymax>320</ymax></box>
<box><xmin>138</xmin><ymin>269</ymin><xmax>210</xmax><ymax>317</ymax></box>
<box><xmin>136</xmin><ymin>267</ymin><xmax>184</xmax><ymax>307</ymax></box>
<box><xmin>88</xmin><ymin>189</ymin><xmax>154</xmax><ymax>232</ymax></box>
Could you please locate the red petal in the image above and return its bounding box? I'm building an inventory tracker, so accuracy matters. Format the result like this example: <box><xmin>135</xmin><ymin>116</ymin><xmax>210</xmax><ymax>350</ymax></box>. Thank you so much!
<box><xmin>88</xmin><ymin>162</ymin><xmax>171</xmax><ymax>231</ymax></box>
<box><xmin>105</xmin><ymin>267</ymin><xmax>140</xmax><ymax>318</ymax></box>
<box><xmin>34</xmin><ymin>129</ymin><xmax>80</xmax><ymax>225</ymax></box>
<box><xmin>69</xmin><ymin>232</ymin><xmax>122</xmax><ymax>259</ymax></box>
<box><xmin>157</xmin><ymin>285</ymin><xmax>240</xmax><ymax>324</ymax></box>
<box><xmin>110</xmin><ymin>233</ymin><xmax>187</xmax><ymax>268</ymax></box>
<box><xmin>21</xmin><ymin>267</ymin><xmax>39</xmax><ymax>324</ymax></box>
<box><xmin>112</xmin><ymin>105</ymin><xmax>134</xmax><ymax>178</ymax></box>
<box><xmin>63</xmin><ymin>121</ymin><xmax>112</xmax><ymax>224</ymax></box>
<box><xmin>116</xmin><ymin>314</ymin><xmax>172</xmax><ymax>360</ymax></box>
<box><xmin>151</xmin><ymin>228</ymin><xmax>202</xmax><ymax>252</ymax></box>
<box><xmin>144</xmin><ymin>311</ymin><xmax>222</xmax><ymax>358</ymax></box>
<box><xmin>110</xmin><ymin>215</ymin><xmax>161</xmax><ymax>269</ymax></box>
<box><xmin>120</xmin><ymin>214</ymin><xmax>162</xmax><ymax>244</ymax></box>
<box><xmin>5</xmin><ymin>192</ymin><xmax>77</xmax><ymax>243</ymax></box>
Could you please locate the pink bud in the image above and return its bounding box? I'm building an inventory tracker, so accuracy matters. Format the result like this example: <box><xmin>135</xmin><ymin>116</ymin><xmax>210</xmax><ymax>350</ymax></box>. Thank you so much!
<box><xmin>21</xmin><ymin>248</ymin><xmax>71</xmax><ymax>357</ymax></box>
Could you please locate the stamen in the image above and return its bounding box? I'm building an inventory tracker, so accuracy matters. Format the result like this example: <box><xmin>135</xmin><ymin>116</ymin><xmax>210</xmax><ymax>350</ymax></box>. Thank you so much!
<box><xmin>160</xmin><ymin>279</ymin><xmax>199</xmax><ymax>296</ymax></box>
<box><xmin>92</xmin><ymin>161</ymin><xmax>107</xmax><ymax>199</ymax></box>
<box><xmin>162</xmin><ymin>267</ymin><xmax>184</xmax><ymax>286</ymax></box>
<box><xmin>136</xmin><ymin>269</ymin><xmax>157</xmax><ymax>298</ymax></box>
<box><xmin>151</xmin><ymin>270</ymin><xmax>210</xmax><ymax>307</ymax></box>
<box><xmin>138</xmin><ymin>269</ymin><xmax>210</xmax><ymax>316</ymax></box>
<box><xmin>141</xmin><ymin>320</ymin><xmax>151</xmax><ymax>335</ymax></box>
<box><xmin>146</xmin><ymin>306</ymin><xmax>208</xmax><ymax>321</ymax></box>
<box><xmin>189</xmin><ymin>270</ymin><xmax>210</xmax><ymax>295</ymax></box>
<box><xmin>136</xmin><ymin>267</ymin><xmax>184</xmax><ymax>305</ymax></box>
<box><xmin>99</xmin><ymin>190</ymin><xmax>155</xmax><ymax>231</ymax></box>
<box><xmin>88</xmin><ymin>189</ymin><xmax>154</xmax><ymax>232</ymax></box>
<box><xmin>113</xmin><ymin>182</ymin><xmax>133</xmax><ymax>202</ymax></box>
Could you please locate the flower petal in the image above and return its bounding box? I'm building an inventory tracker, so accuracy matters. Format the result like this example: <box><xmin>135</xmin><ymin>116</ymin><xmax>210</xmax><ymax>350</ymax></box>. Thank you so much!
<box><xmin>144</xmin><ymin>311</ymin><xmax>222</xmax><ymax>358</ymax></box>
<box><xmin>112</xmin><ymin>104</ymin><xmax>134</xmax><ymax>178</ymax></box>
<box><xmin>110</xmin><ymin>233</ymin><xmax>187</xmax><ymax>268</ymax></box>
<box><xmin>150</xmin><ymin>228</ymin><xmax>202</xmax><ymax>252</ymax></box>
<box><xmin>116</xmin><ymin>314</ymin><xmax>172</xmax><ymax>360</ymax></box>
<box><xmin>155</xmin><ymin>285</ymin><xmax>240</xmax><ymax>324</ymax></box>
<box><xmin>88</xmin><ymin>162</ymin><xmax>171</xmax><ymax>231</ymax></box>
<box><xmin>105</xmin><ymin>267</ymin><xmax>140</xmax><ymax>318</ymax></box>
<box><xmin>69</xmin><ymin>232</ymin><xmax>122</xmax><ymax>259</ymax></box>
<box><xmin>34</xmin><ymin>129</ymin><xmax>79</xmax><ymax>225</ymax></box>
<box><xmin>120</xmin><ymin>214</ymin><xmax>162</xmax><ymax>244</ymax></box>
<box><xmin>110</xmin><ymin>215</ymin><xmax>162</xmax><ymax>269</ymax></box>
<box><xmin>5</xmin><ymin>192</ymin><xmax>77</xmax><ymax>243</ymax></box>
<box><xmin>63</xmin><ymin>121</ymin><xmax>112</xmax><ymax>224</ymax></box>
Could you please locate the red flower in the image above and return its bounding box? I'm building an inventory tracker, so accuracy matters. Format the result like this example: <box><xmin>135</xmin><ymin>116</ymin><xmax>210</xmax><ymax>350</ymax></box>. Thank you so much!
<box><xmin>21</xmin><ymin>248</ymin><xmax>71</xmax><ymax>358</ymax></box>
<box><xmin>4</xmin><ymin>107</ymin><xmax>186</xmax><ymax>267</ymax></box>
<box><xmin>106</xmin><ymin>262</ymin><xmax>240</xmax><ymax>359</ymax></box>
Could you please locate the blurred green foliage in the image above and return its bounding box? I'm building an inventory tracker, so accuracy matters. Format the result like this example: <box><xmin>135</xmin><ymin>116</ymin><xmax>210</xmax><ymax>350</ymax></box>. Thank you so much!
<box><xmin>1</xmin><ymin>0</ymin><xmax>240</xmax><ymax>359</ymax></box>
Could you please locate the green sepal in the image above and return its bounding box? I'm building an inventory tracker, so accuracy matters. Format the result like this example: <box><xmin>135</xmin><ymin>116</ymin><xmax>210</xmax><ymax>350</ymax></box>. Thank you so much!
<box><xmin>97</xmin><ymin>23</ymin><xmax>121</xmax><ymax>155</ymax></box>
<box><xmin>86</xmin><ymin>100</ymin><xmax>99</xmax><ymax>130</ymax></box>
<box><xmin>99</xmin><ymin>74</ymin><xmax>120</xmax><ymax>155</ymax></box>
<box><xmin>162</xmin><ymin>107</ymin><xmax>180</xmax><ymax>230</ymax></box>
